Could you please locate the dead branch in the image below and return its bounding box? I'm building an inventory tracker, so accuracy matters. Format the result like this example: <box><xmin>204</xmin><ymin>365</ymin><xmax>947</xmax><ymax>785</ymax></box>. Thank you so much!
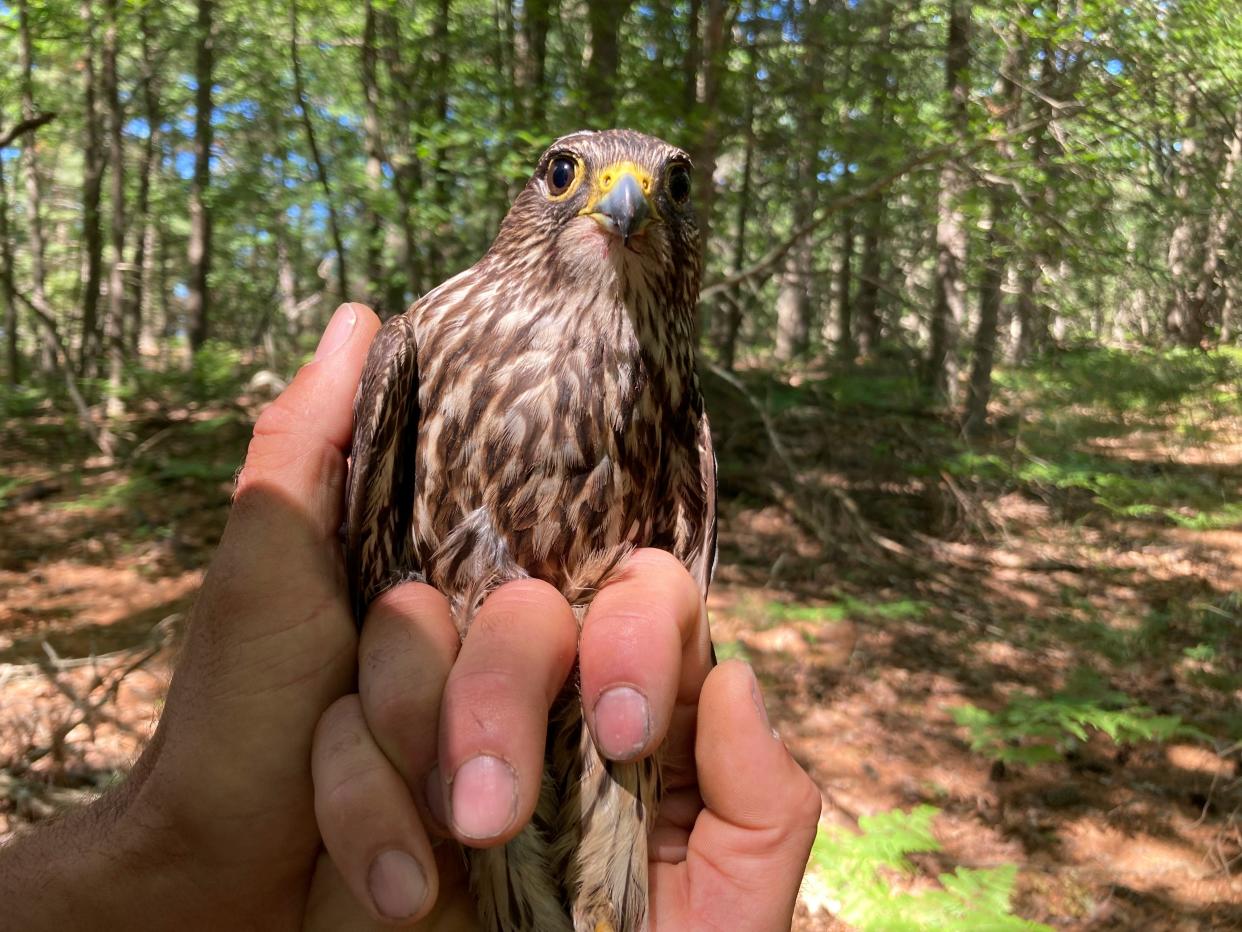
<box><xmin>11</xmin><ymin>288</ymin><xmax>114</xmax><ymax>460</ymax></box>
<box><xmin>705</xmin><ymin>362</ymin><xmax>909</xmax><ymax>558</ymax></box>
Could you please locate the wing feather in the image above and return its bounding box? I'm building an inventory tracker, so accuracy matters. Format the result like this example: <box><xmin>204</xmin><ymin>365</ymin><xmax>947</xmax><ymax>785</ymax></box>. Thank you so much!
<box><xmin>693</xmin><ymin>409</ymin><xmax>718</xmax><ymax>595</ymax></box>
<box><xmin>345</xmin><ymin>313</ymin><xmax>420</xmax><ymax>621</ymax></box>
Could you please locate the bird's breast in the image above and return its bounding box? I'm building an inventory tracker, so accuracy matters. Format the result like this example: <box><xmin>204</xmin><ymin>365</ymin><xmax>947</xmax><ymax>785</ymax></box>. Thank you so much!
<box><xmin>411</xmin><ymin>324</ymin><xmax>670</xmax><ymax>603</ymax></box>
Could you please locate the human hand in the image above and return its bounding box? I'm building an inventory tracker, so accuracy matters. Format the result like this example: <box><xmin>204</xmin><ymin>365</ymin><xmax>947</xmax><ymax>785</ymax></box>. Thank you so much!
<box><xmin>309</xmin><ymin>550</ymin><xmax>822</xmax><ymax>930</ymax></box>
<box><xmin>0</xmin><ymin>302</ymin><xmax>383</xmax><ymax>928</ymax></box>
<box><xmin>0</xmin><ymin>302</ymin><xmax>821</xmax><ymax>932</ymax></box>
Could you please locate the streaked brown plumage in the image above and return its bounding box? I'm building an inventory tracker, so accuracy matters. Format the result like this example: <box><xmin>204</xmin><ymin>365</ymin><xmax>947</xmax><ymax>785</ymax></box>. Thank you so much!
<box><xmin>346</xmin><ymin>129</ymin><xmax>716</xmax><ymax>932</ymax></box>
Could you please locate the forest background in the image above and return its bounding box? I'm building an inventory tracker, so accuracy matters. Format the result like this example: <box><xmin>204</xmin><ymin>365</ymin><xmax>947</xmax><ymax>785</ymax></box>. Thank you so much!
<box><xmin>1</xmin><ymin>1</ymin><xmax>1241</xmax><ymax>929</ymax></box>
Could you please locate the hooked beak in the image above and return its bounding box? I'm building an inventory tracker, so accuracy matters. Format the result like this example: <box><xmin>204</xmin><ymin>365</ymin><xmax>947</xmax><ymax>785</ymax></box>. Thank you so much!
<box><xmin>592</xmin><ymin>172</ymin><xmax>650</xmax><ymax>247</ymax></box>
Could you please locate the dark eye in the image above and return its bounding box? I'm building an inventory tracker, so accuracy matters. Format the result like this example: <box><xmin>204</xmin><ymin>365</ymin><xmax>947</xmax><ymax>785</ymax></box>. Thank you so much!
<box><xmin>547</xmin><ymin>156</ymin><xmax>576</xmax><ymax>196</ymax></box>
<box><xmin>668</xmin><ymin>164</ymin><xmax>691</xmax><ymax>204</ymax></box>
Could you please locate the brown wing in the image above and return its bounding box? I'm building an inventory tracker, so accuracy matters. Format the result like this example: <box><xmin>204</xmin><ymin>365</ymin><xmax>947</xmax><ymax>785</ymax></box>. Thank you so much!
<box><xmin>692</xmin><ymin>409</ymin><xmax>718</xmax><ymax>595</ymax></box>
<box><xmin>345</xmin><ymin>313</ymin><xmax>420</xmax><ymax>622</ymax></box>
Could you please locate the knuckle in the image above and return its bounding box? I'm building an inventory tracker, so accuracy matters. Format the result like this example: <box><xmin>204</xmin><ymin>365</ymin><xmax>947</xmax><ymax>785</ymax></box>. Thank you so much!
<box><xmin>484</xmin><ymin>578</ymin><xmax>572</xmax><ymax>621</ymax></box>
<box><xmin>790</xmin><ymin>770</ymin><xmax>824</xmax><ymax>836</ymax></box>
<box><xmin>363</xmin><ymin>675</ymin><xmax>439</xmax><ymax>746</ymax></box>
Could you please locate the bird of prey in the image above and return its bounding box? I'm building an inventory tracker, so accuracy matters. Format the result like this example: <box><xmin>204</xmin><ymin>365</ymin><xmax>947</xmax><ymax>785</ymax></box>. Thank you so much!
<box><xmin>345</xmin><ymin>129</ymin><xmax>716</xmax><ymax>932</ymax></box>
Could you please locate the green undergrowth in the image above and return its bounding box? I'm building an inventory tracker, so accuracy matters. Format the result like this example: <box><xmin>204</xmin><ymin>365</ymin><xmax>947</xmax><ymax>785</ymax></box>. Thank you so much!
<box><xmin>951</xmin><ymin>668</ymin><xmax>1203</xmax><ymax>765</ymax></box>
<box><xmin>767</xmin><ymin>596</ymin><xmax>930</xmax><ymax>624</ymax></box>
<box><xmin>807</xmin><ymin>805</ymin><xmax>1050</xmax><ymax>931</ymax></box>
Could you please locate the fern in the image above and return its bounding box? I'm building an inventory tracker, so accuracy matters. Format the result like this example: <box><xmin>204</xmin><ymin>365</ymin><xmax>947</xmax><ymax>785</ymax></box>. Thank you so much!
<box><xmin>806</xmin><ymin>806</ymin><xmax>1050</xmax><ymax>931</ymax></box>
<box><xmin>952</xmin><ymin>671</ymin><xmax>1200</xmax><ymax>764</ymax></box>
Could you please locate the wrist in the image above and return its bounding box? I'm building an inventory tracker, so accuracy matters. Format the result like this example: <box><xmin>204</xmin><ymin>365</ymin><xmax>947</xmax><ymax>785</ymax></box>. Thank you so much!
<box><xmin>0</xmin><ymin>789</ymin><xmax>147</xmax><ymax>928</ymax></box>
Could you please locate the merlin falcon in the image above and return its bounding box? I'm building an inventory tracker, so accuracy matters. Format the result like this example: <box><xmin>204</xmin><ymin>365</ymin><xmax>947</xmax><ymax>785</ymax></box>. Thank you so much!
<box><xmin>345</xmin><ymin>129</ymin><xmax>717</xmax><ymax>932</ymax></box>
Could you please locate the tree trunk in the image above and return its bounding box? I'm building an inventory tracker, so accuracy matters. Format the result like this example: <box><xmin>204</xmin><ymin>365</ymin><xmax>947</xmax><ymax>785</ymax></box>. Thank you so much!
<box><xmin>102</xmin><ymin>0</ymin><xmax>126</xmax><ymax>418</ymax></box>
<box><xmin>964</xmin><ymin>190</ymin><xmax>1005</xmax><ymax>435</ymax></box>
<box><xmin>836</xmin><ymin>212</ymin><xmax>855</xmax><ymax>358</ymax></box>
<box><xmin>187</xmin><ymin>0</ymin><xmax>215</xmax><ymax>352</ymax></box>
<box><xmin>1165</xmin><ymin>103</ymin><xmax>1242</xmax><ymax>347</ymax></box>
<box><xmin>0</xmin><ymin>154</ymin><xmax>17</xmax><ymax>385</ymax></box>
<box><xmin>774</xmin><ymin>0</ymin><xmax>827</xmax><ymax>363</ymax></box>
<box><xmin>585</xmin><ymin>0</ymin><xmax>633</xmax><ymax>125</ymax></box>
<box><xmin>378</xmin><ymin>6</ymin><xmax>426</xmax><ymax>303</ymax></box>
<box><xmin>290</xmin><ymin>0</ymin><xmax>350</xmax><ymax>304</ymax></box>
<box><xmin>855</xmin><ymin>213</ymin><xmax>883</xmax><ymax>355</ymax></box>
<box><xmin>925</xmin><ymin>0</ymin><xmax>970</xmax><ymax>403</ymax></box>
<box><xmin>129</xmin><ymin>5</ymin><xmax>161</xmax><ymax>356</ymax></box>
<box><xmin>361</xmin><ymin>0</ymin><xmax>387</xmax><ymax>308</ymax></box>
<box><xmin>719</xmin><ymin>20</ymin><xmax>757</xmax><ymax>372</ymax></box>
<box><xmin>963</xmin><ymin>25</ymin><xmax>1022</xmax><ymax>435</ymax></box>
<box><xmin>519</xmin><ymin>0</ymin><xmax>553</xmax><ymax>133</ymax></box>
<box><xmin>19</xmin><ymin>0</ymin><xmax>55</xmax><ymax>377</ymax></box>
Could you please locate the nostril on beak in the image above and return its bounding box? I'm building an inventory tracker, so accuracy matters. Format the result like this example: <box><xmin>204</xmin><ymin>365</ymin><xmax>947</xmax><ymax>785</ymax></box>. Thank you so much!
<box><xmin>597</xmin><ymin>173</ymin><xmax>649</xmax><ymax>246</ymax></box>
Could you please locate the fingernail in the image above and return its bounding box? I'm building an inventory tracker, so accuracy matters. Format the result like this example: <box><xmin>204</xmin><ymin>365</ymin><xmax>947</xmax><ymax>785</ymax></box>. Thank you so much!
<box><xmin>747</xmin><ymin>665</ymin><xmax>780</xmax><ymax>740</ymax></box>
<box><xmin>424</xmin><ymin>764</ymin><xmax>448</xmax><ymax>829</ymax></box>
<box><xmin>450</xmin><ymin>755</ymin><xmax>517</xmax><ymax>839</ymax></box>
<box><xmin>594</xmin><ymin>686</ymin><xmax>651</xmax><ymax>760</ymax></box>
<box><xmin>313</xmin><ymin>303</ymin><xmax>358</xmax><ymax>361</ymax></box>
<box><xmin>367</xmin><ymin>849</ymin><xmax>427</xmax><ymax>920</ymax></box>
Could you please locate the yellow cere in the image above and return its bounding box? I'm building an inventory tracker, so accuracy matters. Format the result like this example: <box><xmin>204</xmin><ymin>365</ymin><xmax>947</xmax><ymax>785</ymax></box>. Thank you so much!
<box><xmin>580</xmin><ymin>161</ymin><xmax>660</xmax><ymax>217</ymax></box>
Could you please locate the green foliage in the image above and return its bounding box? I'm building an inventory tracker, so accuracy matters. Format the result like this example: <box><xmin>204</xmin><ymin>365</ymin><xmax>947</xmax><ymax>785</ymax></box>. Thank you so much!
<box><xmin>768</xmin><ymin>597</ymin><xmax>928</xmax><ymax>624</ymax></box>
<box><xmin>952</xmin><ymin>669</ymin><xmax>1199</xmax><ymax>765</ymax></box>
<box><xmin>951</xmin><ymin>348</ymin><xmax>1242</xmax><ymax>529</ymax></box>
<box><xmin>807</xmin><ymin>805</ymin><xmax>1050</xmax><ymax>931</ymax></box>
<box><xmin>55</xmin><ymin>475</ymin><xmax>157</xmax><ymax>512</ymax></box>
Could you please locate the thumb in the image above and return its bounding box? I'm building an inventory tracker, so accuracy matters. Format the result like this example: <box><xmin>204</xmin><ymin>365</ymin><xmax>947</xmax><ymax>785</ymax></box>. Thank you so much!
<box><xmin>235</xmin><ymin>301</ymin><xmax>382</xmax><ymax>538</ymax></box>
<box><xmin>147</xmin><ymin>304</ymin><xmax>381</xmax><ymax>816</ymax></box>
<box><xmin>191</xmin><ymin>302</ymin><xmax>382</xmax><ymax>694</ymax></box>
<box><xmin>686</xmin><ymin>661</ymin><xmax>822</xmax><ymax>930</ymax></box>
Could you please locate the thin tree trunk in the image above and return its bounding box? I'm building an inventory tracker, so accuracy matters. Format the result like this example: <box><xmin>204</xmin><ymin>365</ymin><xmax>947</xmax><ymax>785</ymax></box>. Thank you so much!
<box><xmin>361</xmin><ymin>0</ymin><xmax>386</xmax><ymax>308</ymax></box>
<box><xmin>429</xmin><ymin>0</ymin><xmax>453</xmax><ymax>271</ymax></box>
<box><xmin>964</xmin><ymin>29</ymin><xmax>1022</xmax><ymax>434</ymax></box>
<box><xmin>129</xmin><ymin>5</ymin><xmax>161</xmax><ymax>355</ymax></box>
<box><xmin>855</xmin><ymin>214</ymin><xmax>883</xmax><ymax>355</ymax></box>
<box><xmin>774</xmin><ymin>0</ymin><xmax>827</xmax><ymax>363</ymax></box>
<box><xmin>187</xmin><ymin>0</ymin><xmax>215</xmax><ymax>352</ymax></box>
<box><xmin>964</xmin><ymin>190</ymin><xmax>1005</xmax><ymax>434</ymax></box>
<box><xmin>836</xmin><ymin>212</ymin><xmax>855</xmax><ymax>358</ymax></box>
<box><xmin>925</xmin><ymin>0</ymin><xmax>970</xmax><ymax>403</ymax></box>
<box><xmin>289</xmin><ymin>0</ymin><xmax>349</xmax><ymax>303</ymax></box>
<box><xmin>720</xmin><ymin>20</ymin><xmax>757</xmax><ymax>372</ymax></box>
<box><xmin>0</xmin><ymin>153</ymin><xmax>17</xmax><ymax>385</ymax></box>
<box><xmin>102</xmin><ymin>0</ymin><xmax>126</xmax><ymax>418</ymax></box>
<box><xmin>853</xmin><ymin>0</ymin><xmax>895</xmax><ymax>358</ymax></box>
<box><xmin>19</xmin><ymin>0</ymin><xmax>56</xmax><ymax>377</ymax></box>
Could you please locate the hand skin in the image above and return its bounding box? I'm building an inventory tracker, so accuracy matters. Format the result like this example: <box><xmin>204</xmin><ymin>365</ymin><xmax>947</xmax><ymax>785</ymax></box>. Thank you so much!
<box><xmin>0</xmin><ymin>303</ymin><xmax>822</xmax><ymax>931</ymax></box>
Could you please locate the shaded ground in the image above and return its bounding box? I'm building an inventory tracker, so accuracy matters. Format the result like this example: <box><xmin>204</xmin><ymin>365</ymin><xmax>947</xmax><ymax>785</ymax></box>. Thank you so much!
<box><xmin>2</xmin><ymin>347</ymin><xmax>1240</xmax><ymax>929</ymax></box>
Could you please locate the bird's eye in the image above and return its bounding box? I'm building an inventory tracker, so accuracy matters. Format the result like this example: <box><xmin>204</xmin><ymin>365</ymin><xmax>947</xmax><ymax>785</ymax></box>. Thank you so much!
<box><xmin>547</xmin><ymin>156</ymin><xmax>577</xmax><ymax>196</ymax></box>
<box><xmin>668</xmin><ymin>164</ymin><xmax>692</xmax><ymax>204</ymax></box>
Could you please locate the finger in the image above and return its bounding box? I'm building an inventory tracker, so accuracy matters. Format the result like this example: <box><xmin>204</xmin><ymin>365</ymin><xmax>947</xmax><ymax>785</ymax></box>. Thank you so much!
<box><xmin>313</xmin><ymin>694</ymin><xmax>439</xmax><ymax>925</ymax></box>
<box><xmin>436</xmin><ymin>579</ymin><xmax>577</xmax><ymax>846</ymax></box>
<box><xmin>151</xmin><ymin>305</ymin><xmax>383</xmax><ymax>863</ymax></box>
<box><xmin>234</xmin><ymin>302</ymin><xmax>382</xmax><ymax>539</ymax></box>
<box><xmin>305</xmin><ymin>848</ymin><xmax>484</xmax><ymax>932</ymax></box>
<box><xmin>359</xmin><ymin>582</ymin><xmax>460</xmax><ymax>833</ymax></box>
<box><xmin>654</xmin><ymin>661</ymin><xmax>820</xmax><ymax>930</ymax></box>
<box><xmin>579</xmin><ymin>548</ymin><xmax>711</xmax><ymax>764</ymax></box>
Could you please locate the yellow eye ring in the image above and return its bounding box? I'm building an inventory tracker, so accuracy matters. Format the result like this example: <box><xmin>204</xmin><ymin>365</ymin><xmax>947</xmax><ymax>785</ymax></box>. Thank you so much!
<box><xmin>545</xmin><ymin>154</ymin><xmax>584</xmax><ymax>200</ymax></box>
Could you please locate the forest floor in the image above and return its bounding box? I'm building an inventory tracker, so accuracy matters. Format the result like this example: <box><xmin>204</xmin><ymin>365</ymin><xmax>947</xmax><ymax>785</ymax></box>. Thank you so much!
<box><xmin>1</xmin><ymin>346</ymin><xmax>1240</xmax><ymax>930</ymax></box>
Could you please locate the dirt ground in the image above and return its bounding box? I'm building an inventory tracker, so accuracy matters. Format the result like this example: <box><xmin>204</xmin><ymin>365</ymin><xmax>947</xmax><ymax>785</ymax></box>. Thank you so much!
<box><xmin>1</xmin><ymin>363</ymin><xmax>1239</xmax><ymax>930</ymax></box>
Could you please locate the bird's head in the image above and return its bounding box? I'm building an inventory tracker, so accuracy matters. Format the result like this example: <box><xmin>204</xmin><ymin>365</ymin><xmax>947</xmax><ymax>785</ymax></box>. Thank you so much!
<box><xmin>491</xmin><ymin>129</ymin><xmax>702</xmax><ymax>314</ymax></box>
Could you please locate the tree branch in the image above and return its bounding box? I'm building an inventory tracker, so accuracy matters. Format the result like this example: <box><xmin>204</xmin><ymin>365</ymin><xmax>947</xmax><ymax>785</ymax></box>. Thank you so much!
<box><xmin>0</xmin><ymin>111</ymin><xmax>57</xmax><ymax>149</ymax></box>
